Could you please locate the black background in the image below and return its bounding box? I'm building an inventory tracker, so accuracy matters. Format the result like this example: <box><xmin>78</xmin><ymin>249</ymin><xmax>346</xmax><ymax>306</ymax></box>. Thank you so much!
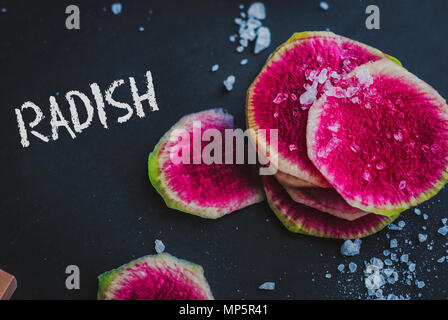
<box><xmin>1</xmin><ymin>0</ymin><xmax>447</xmax><ymax>300</ymax></box>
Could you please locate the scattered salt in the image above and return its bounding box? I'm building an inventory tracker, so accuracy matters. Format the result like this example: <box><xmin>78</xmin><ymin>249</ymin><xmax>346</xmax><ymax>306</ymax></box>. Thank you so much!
<box><xmin>400</xmin><ymin>254</ymin><xmax>409</xmax><ymax>263</ymax></box>
<box><xmin>236</xmin><ymin>46</ymin><xmax>244</xmax><ymax>53</ymax></box>
<box><xmin>437</xmin><ymin>256</ymin><xmax>446</xmax><ymax>263</ymax></box>
<box><xmin>418</xmin><ymin>234</ymin><xmax>428</xmax><ymax>243</ymax></box>
<box><xmin>349</xmin><ymin>262</ymin><xmax>357</xmax><ymax>273</ymax></box>
<box><xmin>229</xmin><ymin>34</ymin><xmax>237</xmax><ymax>42</ymax></box>
<box><xmin>398</xmin><ymin>180</ymin><xmax>406</xmax><ymax>190</ymax></box>
<box><xmin>138</xmin><ymin>26</ymin><xmax>144</xmax><ymax>32</ymax></box>
<box><xmin>390</xmin><ymin>239</ymin><xmax>398</xmax><ymax>248</ymax></box>
<box><xmin>325</xmin><ymin>273</ymin><xmax>332</xmax><ymax>279</ymax></box>
<box><xmin>154</xmin><ymin>239</ymin><xmax>165</xmax><ymax>253</ymax></box>
<box><xmin>223</xmin><ymin>75</ymin><xmax>236</xmax><ymax>91</ymax></box>
<box><xmin>254</xmin><ymin>26</ymin><xmax>271</xmax><ymax>54</ymax></box>
<box><xmin>240</xmin><ymin>58</ymin><xmax>248</xmax><ymax>65</ymax></box>
<box><xmin>111</xmin><ymin>3</ymin><xmax>122</xmax><ymax>15</ymax></box>
<box><xmin>289</xmin><ymin>144</ymin><xmax>297</xmax><ymax>152</ymax></box>
<box><xmin>319</xmin><ymin>1</ymin><xmax>330</xmax><ymax>11</ymax></box>
<box><xmin>248</xmin><ymin>2</ymin><xmax>266</xmax><ymax>20</ymax></box>
<box><xmin>423</xmin><ymin>214</ymin><xmax>428</xmax><ymax>220</ymax></box>
<box><xmin>337</xmin><ymin>264</ymin><xmax>345</xmax><ymax>272</ymax></box>
<box><xmin>414</xmin><ymin>208</ymin><xmax>421</xmax><ymax>215</ymax></box>
<box><xmin>341</xmin><ymin>239</ymin><xmax>362</xmax><ymax>256</ymax></box>
<box><xmin>211</xmin><ymin>64</ymin><xmax>219</xmax><ymax>72</ymax></box>
<box><xmin>438</xmin><ymin>226</ymin><xmax>448</xmax><ymax>236</ymax></box>
<box><xmin>258</xmin><ymin>281</ymin><xmax>275</xmax><ymax>290</ymax></box>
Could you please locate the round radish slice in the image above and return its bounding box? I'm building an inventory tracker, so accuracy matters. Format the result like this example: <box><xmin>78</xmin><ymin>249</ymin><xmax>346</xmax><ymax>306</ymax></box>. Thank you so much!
<box><xmin>263</xmin><ymin>175</ymin><xmax>398</xmax><ymax>239</ymax></box>
<box><xmin>307</xmin><ymin>59</ymin><xmax>448</xmax><ymax>216</ymax></box>
<box><xmin>283</xmin><ymin>186</ymin><xmax>369</xmax><ymax>221</ymax></box>
<box><xmin>149</xmin><ymin>108</ymin><xmax>265</xmax><ymax>219</ymax></box>
<box><xmin>247</xmin><ymin>31</ymin><xmax>400</xmax><ymax>188</ymax></box>
<box><xmin>98</xmin><ymin>253</ymin><xmax>214</xmax><ymax>300</ymax></box>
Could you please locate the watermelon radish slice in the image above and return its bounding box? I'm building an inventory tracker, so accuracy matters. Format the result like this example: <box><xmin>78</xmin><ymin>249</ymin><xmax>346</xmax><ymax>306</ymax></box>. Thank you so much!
<box><xmin>98</xmin><ymin>253</ymin><xmax>214</xmax><ymax>300</ymax></box>
<box><xmin>246</xmin><ymin>31</ymin><xmax>400</xmax><ymax>188</ymax></box>
<box><xmin>263</xmin><ymin>175</ymin><xmax>399</xmax><ymax>239</ymax></box>
<box><xmin>283</xmin><ymin>186</ymin><xmax>369</xmax><ymax>221</ymax></box>
<box><xmin>307</xmin><ymin>60</ymin><xmax>448</xmax><ymax>216</ymax></box>
<box><xmin>275</xmin><ymin>170</ymin><xmax>318</xmax><ymax>188</ymax></box>
<box><xmin>148</xmin><ymin>108</ymin><xmax>265</xmax><ymax>219</ymax></box>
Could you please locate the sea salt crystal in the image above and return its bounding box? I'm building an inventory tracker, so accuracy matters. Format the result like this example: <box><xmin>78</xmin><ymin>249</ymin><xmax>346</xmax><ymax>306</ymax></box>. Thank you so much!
<box><xmin>418</xmin><ymin>234</ymin><xmax>427</xmax><ymax>242</ymax></box>
<box><xmin>345</xmin><ymin>86</ymin><xmax>359</xmax><ymax>98</ymax></box>
<box><xmin>414</xmin><ymin>208</ymin><xmax>421</xmax><ymax>215</ymax></box>
<box><xmin>1</xmin><ymin>8</ymin><xmax>6</xmax><ymax>13</ymax></box>
<box><xmin>273</xmin><ymin>93</ymin><xmax>288</xmax><ymax>104</ymax></box>
<box><xmin>383</xmin><ymin>249</ymin><xmax>390</xmax><ymax>256</ymax></box>
<box><xmin>299</xmin><ymin>87</ymin><xmax>317</xmax><ymax>105</ymax></box>
<box><xmin>211</xmin><ymin>64</ymin><xmax>219</xmax><ymax>72</ymax></box>
<box><xmin>223</xmin><ymin>75</ymin><xmax>236</xmax><ymax>91</ymax></box>
<box><xmin>390</xmin><ymin>239</ymin><xmax>398</xmax><ymax>248</ymax></box>
<box><xmin>417</xmin><ymin>281</ymin><xmax>425</xmax><ymax>289</ymax></box>
<box><xmin>319</xmin><ymin>1</ymin><xmax>330</xmax><ymax>11</ymax></box>
<box><xmin>240</xmin><ymin>58</ymin><xmax>248</xmax><ymax>65</ymax></box>
<box><xmin>348</xmin><ymin>262</ymin><xmax>357</xmax><ymax>273</ymax></box>
<box><xmin>229</xmin><ymin>34</ymin><xmax>237</xmax><ymax>42</ymax></box>
<box><xmin>384</xmin><ymin>259</ymin><xmax>393</xmax><ymax>266</ymax></box>
<box><xmin>423</xmin><ymin>214</ymin><xmax>428</xmax><ymax>220</ymax></box>
<box><xmin>317</xmin><ymin>68</ymin><xmax>328</xmax><ymax>84</ymax></box>
<box><xmin>365</xmin><ymin>271</ymin><xmax>385</xmax><ymax>290</ymax></box>
<box><xmin>289</xmin><ymin>144</ymin><xmax>297</xmax><ymax>152</ymax></box>
<box><xmin>437</xmin><ymin>256</ymin><xmax>446</xmax><ymax>263</ymax></box>
<box><xmin>337</xmin><ymin>264</ymin><xmax>345</xmax><ymax>272</ymax></box>
<box><xmin>370</xmin><ymin>257</ymin><xmax>384</xmax><ymax>269</ymax></box>
<box><xmin>236</xmin><ymin>46</ymin><xmax>244</xmax><ymax>53</ymax></box>
<box><xmin>400</xmin><ymin>254</ymin><xmax>409</xmax><ymax>263</ymax></box>
<box><xmin>325</xmin><ymin>273</ymin><xmax>332</xmax><ymax>279</ymax></box>
<box><xmin>442</xmin><ymin>218</ymin><xmax>447</xmax><ymax>225</ymax></box>
<box><xmin>254</xmin><ymin>26</ymin><xmax>271</xmax><ymax>54</ymax></box>
<box><xmin>356</xmin><ymin>67</ymin><xmax>373</xmax><ymax>86</ymax></box>
<box><xmin>111</xmin><ymin>3</ymin><xmax>122</xmax><ymax>15</ymax></box>
<box><xmin>248</xmin><ymin>2</ymin><xmax>266</xmax><ymax>20</ymax></box>
<box><xmin>240</xmin><ymin>38</ymin><xmax>249</xmax><ymax>47</ymax></box>
<box><xmin>259</xmin><ymin>281</ymin><xmax>275</xmax><ymax>290</ymax></box>
<box><xmin>154</xmin><ymin>239</ymin><xmax>165</xmax><ymax>253</ymax></box>
<box><xmin>398</xmin><ymin>221</ymin><xmax>405</xmax><ymax>228</ymax></box>
<box><xmin>408</xmin><ymin>263</ymin><xmax>416</xmax><ymax>272</ymax></box>
<box><xmin>388</xmin><ymin>224</ymin><xmax>402</xmax><ymax>231</ymax></box>
<box><xmin>351</xmin><ymin>97</ymin><xmax>360</xmax><ymax>104</ymax></box>
<box><xmin>138</xmin><ymin>26</ymin><xmax>145</xmax><ymax>32</ymax></box>
<box><xmin>341</xmin><ymin>239</ymin><xmax>362</xmax><ymax>256</ymax></box>
<box><xmin>438</xmin><ymin>226</ymin><xmax>448</xmax><ymax>236</ymax></box>
<box><xmin>330</xmin><ymin>71</ymin><xmax>341</xmax><ymax>82</ymax></box>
